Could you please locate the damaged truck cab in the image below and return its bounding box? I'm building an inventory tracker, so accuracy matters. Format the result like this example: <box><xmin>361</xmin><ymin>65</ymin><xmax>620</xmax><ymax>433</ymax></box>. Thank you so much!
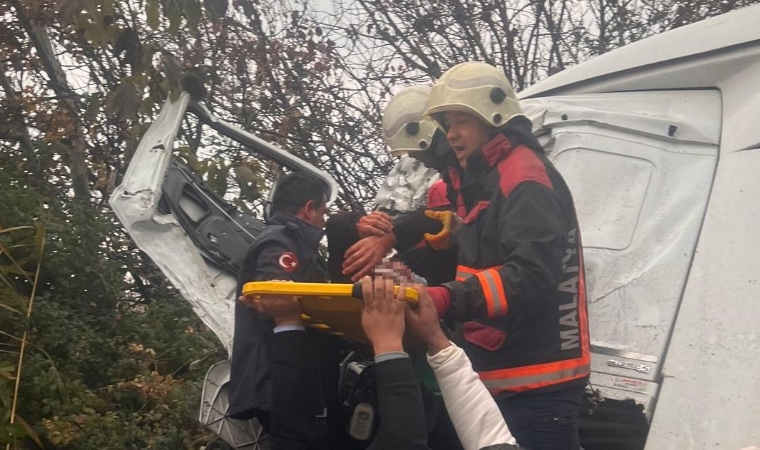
<box><xmin>519</xmin><ymin>5</ymin><xmax>760</xmax><ymax>449</ymax></box>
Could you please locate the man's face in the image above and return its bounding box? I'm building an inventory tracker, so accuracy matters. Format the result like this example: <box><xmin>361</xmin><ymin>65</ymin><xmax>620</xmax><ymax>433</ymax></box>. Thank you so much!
<box><xmin>304</xmin><ymin>195</ymin><xmax>328</xmax><ymax>229</ymax></box>
<box><xmin>312</xmin><ymin>202</ymin><xmax>328</xmax><ymax>229</ymax></box>
<box><xmin>444</xmin><ymin>111</ymin><xmax>493</xmax><ymax>170</ymax></box>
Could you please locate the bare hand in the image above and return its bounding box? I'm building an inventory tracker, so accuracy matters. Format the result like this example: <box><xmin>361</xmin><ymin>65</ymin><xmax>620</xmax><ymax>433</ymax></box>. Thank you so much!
<box><xmin>239</xmin><ymin>280</ymin><xmax>301</xmax><ymax>327</ymax></box>
<box><xmin>360</xmin><ymin>276</ymin><xmax>406</xmax><ymax>355</ymax></box>
<box><xmin>357</xmin><ymin>211</ymin><xmax>393</xmax><ymax>238</ymax></box>
<box><xmin>404</xmin><ymin>285</ymin><xmax>451</xmax><ymax>355</ymax></box>
<box><xmin>342</xmin><ymin>233</ymin><xmax>396</xmax><ymax>281</ymax></box>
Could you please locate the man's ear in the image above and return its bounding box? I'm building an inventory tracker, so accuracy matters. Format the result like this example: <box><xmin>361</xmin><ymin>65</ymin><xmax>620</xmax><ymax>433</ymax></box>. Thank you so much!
<box><xmin>303</xmin><ymin>200</ymin><xmax>316</xmax><ymax>219</ymax></box>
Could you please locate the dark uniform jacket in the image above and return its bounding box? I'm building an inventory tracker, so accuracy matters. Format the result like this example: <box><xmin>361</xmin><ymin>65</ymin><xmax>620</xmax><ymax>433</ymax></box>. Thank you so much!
<box><xmin>273</xmin><ymin>330</ymin><xmax>433</xmax><ymax>450</ymax></box>
<box><xmin>228</xmin><ymin>212</ymin><xmax>348</xmax><ymax>448</ymax></box>
<box><xmin>395</xmin><ymin>129</ymin><xmax>590</xmax><ymax>397</ymax></box>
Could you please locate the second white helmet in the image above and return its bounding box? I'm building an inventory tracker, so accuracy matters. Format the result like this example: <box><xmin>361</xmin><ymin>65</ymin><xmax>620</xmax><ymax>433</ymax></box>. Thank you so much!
<box><xmin>383</xmin><ymin>86</ymin><xmax>441</xmax><ymax>157</ymax></box>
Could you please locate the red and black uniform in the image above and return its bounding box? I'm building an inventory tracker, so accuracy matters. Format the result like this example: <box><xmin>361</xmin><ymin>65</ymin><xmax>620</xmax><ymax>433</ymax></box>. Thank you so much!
<box><xmin>393</xmin><ymin>124</ymin><xmax>590</xmax><ymax>450</ymax></box>
<box><xmin>439</xmin><ymin>132</ymin><xmax>590</xmax><ymax>396</ymax></box>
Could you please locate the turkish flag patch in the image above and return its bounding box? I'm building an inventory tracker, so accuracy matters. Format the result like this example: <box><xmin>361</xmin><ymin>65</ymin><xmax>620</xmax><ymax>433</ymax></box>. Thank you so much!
<box><xmin>278</xmin><ymin>252</ymin><xmax>299</xmax><ymax>272</ymax></box>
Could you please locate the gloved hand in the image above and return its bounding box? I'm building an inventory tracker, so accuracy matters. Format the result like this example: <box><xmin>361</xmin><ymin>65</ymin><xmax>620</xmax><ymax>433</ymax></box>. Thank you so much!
<box><xmin>423</xmin><ymin>210</ymin><xmax>461</xmax><ymax>250</ymax></box>
<box><xmin>356</xmin><ymin>211</ymin><xmax>393</xmax><ymax>238</ymax></box>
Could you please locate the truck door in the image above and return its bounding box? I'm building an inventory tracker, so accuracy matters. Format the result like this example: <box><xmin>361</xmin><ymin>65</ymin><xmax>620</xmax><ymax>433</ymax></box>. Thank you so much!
<box><xmin>523</xmin><ymin>90</ymin><xmax>720</xmax><ymax>423</ymax></box>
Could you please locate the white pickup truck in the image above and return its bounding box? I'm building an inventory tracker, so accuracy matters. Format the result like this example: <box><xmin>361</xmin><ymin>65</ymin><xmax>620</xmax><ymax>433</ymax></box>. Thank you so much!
<box><xmin>110</xmin><ymin>5</ymin><xmax>760</xmax><ymax>449</ymax></box>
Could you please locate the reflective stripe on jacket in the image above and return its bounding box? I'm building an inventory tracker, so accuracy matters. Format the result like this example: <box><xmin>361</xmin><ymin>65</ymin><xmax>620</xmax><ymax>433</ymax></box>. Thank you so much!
<box><xmin>442</xmin><ymin>132</ymin><xmax>590</xmax><ymax>396</ymax></box>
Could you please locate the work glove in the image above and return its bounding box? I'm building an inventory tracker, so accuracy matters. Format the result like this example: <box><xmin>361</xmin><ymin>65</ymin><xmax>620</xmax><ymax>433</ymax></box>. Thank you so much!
<box><xmin>423</xmin><ymin>210</ymin><xmax>461</xmax><ymax>250</ymax></box>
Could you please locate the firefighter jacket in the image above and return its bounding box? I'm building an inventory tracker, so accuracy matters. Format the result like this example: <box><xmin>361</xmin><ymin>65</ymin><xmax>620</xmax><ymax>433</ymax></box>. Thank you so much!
<box><xmin>437</xmin><ymin>131</ymin><xmax>590</xmax><ymax>397</ymax></box>
<box><xmin>228</xmin><ymin>212</ymin><xmax>339</xmax><ymax>422</ymax></box>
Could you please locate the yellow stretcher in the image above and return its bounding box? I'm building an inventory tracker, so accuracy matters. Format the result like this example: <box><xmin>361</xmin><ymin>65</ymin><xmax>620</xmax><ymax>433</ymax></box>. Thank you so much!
<box><xmin>242</xmin><ymin>281</ymin><xmax>419</xmax><ymax>343</ymax></box>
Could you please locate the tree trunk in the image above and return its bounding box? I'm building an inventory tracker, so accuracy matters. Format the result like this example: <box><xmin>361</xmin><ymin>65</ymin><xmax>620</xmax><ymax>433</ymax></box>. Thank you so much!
<box><xmin>12</xmin><ymin>0</ymin><xmax>91</xmax><ymax>199</ymax></box>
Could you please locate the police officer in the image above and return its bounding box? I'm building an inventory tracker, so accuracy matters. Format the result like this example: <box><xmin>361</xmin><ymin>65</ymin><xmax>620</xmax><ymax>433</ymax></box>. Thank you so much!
<box><xmin>228</xmin><ymin>172</ymin><xmax>349</xmax><ymax>449</ymax></box>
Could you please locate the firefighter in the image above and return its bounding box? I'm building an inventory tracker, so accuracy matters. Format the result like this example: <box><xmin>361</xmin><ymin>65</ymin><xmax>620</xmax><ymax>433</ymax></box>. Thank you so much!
<box><xmin>327</xmin><ymin>85</ymin><xmax>457</xmax><ymax>287</ymax></box>
<box><xmin>345</xmin><ymin>62</ymin><xmax>591</xmax><ymax>450</ymax></box>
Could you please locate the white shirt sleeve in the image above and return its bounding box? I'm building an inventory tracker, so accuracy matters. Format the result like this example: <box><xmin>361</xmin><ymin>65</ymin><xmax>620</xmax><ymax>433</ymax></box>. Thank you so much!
<box><xmin>427</xmin><ymin>342</ymin><xmax>518</xmax><ymax>450</ymax></box>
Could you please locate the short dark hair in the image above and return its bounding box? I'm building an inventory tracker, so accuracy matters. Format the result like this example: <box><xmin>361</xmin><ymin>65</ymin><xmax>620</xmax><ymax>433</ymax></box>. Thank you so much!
<box><xmin>270</xmin><ymin>172</ymin><xmax>329</xmax><ymax>215</ymax></box>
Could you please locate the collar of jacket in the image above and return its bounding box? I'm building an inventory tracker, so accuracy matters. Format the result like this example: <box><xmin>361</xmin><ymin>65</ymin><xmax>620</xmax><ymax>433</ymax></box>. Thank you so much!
<box><xmin>476</xmin><ymin>133</ymin><xmax>513</xmax><ymax>173</ymax></box>
<box><xmin>269</xmin><ymin>212</ymin><xmax>324</xmax><ymax>248</ymax></box>
<box><xmin>446</xmin><ymin>133</ymin><xmax>515</xmax><ymax>185</ymax></box>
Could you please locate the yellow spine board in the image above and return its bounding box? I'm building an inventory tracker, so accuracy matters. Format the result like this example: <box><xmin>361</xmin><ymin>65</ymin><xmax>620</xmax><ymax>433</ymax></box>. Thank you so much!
<box><xmin>242</xmin><ymin>282</ymin><xmax>419</xmax><ymax>343</ymax></box>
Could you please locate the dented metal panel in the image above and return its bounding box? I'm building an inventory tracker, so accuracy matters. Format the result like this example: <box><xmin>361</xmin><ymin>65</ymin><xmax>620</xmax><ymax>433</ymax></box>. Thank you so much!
<box><xmin>519</xmin><ymin>9</ymin><xmax>760</xmax><ymax>442</ymax></box>
<box><xmin>110</xmin><ymin>94</ymin><xmax>240</xmax><ymax>351</ymax></box>
<box><xmin>645</xmin><ymin>45</ymin><xmax>760</xmax><ymax>450</ymax></box>
<box><xmin>109</xmin><ymin>94</ymin><xmax>340</xmax><ymax>353</ymax></box>
<box><xmin>524</xmin><ymin>91</ymin><xmax>721</xmax><ymax>418</ymax></box>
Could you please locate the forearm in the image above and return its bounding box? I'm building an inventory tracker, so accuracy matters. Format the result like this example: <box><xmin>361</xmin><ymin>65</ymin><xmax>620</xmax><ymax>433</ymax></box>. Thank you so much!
<box><xmin>270</xmin><ymin>330</ymin><xmax>314</xmax><ymax>450</ymax></box>
<box><xmin>442</xmin><ymin>257</ymin><xmax>561</xmax><ymax>322</ymax></box>
<box><xmin>427</xmin><ymin>343</ymin><xmax>517</xmax><ymax>450</ymax></box>
<box><xmin>368</xmin><ymin>356</ymin><xmax>429</xmax><ymax>450</ymax></box>
<box><xmin>392</xmin><ymin>207</ymin><xmax>444</xmax><ymax>252</ymax></box>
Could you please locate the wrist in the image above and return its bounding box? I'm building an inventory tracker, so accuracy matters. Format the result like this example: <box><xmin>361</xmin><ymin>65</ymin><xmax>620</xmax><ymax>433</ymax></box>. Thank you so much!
<box><xmin>382</xmin><ymin>230</ymin><xmax>397</xmax><ymax>248</ymax></box>
<box><xmin>372</xmin><ymin>338</ymin><xmax>404</xmax><ymax>356</ymax></box>
<box><xmin>426</xmin><ymin>287</ymin><xmax>451</xmax><ymax>319</ymax></box>
<box><xmin>274</xmin><ymin>316</ymin><xmax>302</xmax><ymax>327</ymax></box>
<box><xmin>426</xmin><ymin>332</ymin><xmax>451</xmax><ymax>356</ymax></box>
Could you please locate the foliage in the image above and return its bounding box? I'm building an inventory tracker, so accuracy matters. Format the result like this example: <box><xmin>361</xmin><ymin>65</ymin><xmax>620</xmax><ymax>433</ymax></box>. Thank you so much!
<box><xmin>325</xmin><ymin>0</ymin><xmax>760</xmax><ymax>91</ymax></box>
<box><xmin>0</xmin><ymin>219</ymin><xmax>45</xmax><ymax>449</ymax></box>
<box><xmin>0</xmin><ymin>165</ymin><xmax>224</xmax><ymax>449</ymax></box>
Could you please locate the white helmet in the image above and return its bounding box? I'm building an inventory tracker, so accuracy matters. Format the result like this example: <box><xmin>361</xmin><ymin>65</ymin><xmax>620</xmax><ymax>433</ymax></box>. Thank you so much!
<box><xmin>383</xmin><ymin>86</ymin><xmax>441</xmax><ymax>157</ymax></box>
<box><xmin>425</xmin><ymin>62</ymin><xmax>523</xmax><ymax>129</ymax></box>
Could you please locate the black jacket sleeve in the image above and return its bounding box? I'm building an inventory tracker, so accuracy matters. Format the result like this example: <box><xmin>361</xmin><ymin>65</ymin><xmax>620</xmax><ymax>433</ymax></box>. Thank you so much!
<box><xmin>228</xmin><ymin>238</ymin><xmax>299</xmax><ymax>420</ymax></box>
<box><xmin>445</xmin><ymin>182</ymin><xmax>569</xmax><ymax>321</ymax></box>
<box><xmin>325</xmin><ymin>211</ymin><xmax>364</xmax><ymax>283</ymax></box>
<box><xmin>270</xmin><ymin>330</ymin><xmax>317</xmax><ymax>450</ymax></box>
<box><xmin>368</xmin><ymin>357</ymin><xmax>429</xmax><ymax>450</ymax></box>
<box><xmin>243</xmin><ymin>240</ymin><xmax>300</xmax><ymax>286</ymax></box>
<box><xmin>392</xmin><ymin>207</ymin><xmax>446</xmax><ymax>253</ymax></box>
